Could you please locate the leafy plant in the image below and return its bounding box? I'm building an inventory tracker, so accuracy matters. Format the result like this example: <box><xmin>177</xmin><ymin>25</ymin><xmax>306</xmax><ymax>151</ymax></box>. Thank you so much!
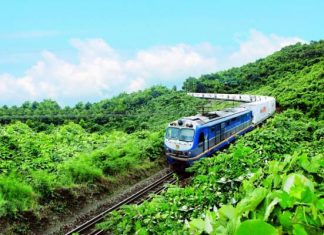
<box><xmin>98</xmin><ymin>110</ymin><xmax>324</xmax><ymax>234</ymax></box>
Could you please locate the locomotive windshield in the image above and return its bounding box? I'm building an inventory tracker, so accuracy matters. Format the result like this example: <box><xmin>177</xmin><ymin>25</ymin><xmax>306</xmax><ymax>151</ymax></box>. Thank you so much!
<box><xmin>166</xmin><ymin>127</ymin><xmax>180</xmax><ymax>139</ymax></box>
<box><xmin>166</xmin><ymin>128</ymin><xmax>194</xmax><ymax>142</ymax></box>
<box><xmin>179</xmin><ymin>128</ymin><xmax>194</xmax><ymax>142</ymax></box>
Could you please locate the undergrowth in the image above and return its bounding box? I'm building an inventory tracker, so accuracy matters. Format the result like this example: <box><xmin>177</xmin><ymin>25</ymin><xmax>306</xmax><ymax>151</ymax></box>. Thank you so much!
<box><xmin>98</xmin><ymin>110</ymin><xmax>324</xmax><ymax>234</ymax></box>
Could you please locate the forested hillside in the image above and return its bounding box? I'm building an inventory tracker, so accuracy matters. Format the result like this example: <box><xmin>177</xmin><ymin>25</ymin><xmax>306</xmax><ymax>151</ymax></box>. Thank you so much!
<box><xmin>99</xmin><ymin>41</ymin><xmax>324</xmax><ymax>234</ymax></box>
<box><xmin>183</xmin><ymin>41</ymin><xmax>324</xmax><ymax>118</ymax></box>
<box><xmin>0</xmin><ymin>87</ymin><xmax>207</xmax><ymax>233</ymax></box>
<box><xmin>0</xmin><ymin>41</ymin><xmax>323</xmax><ymax>234</ymax></box>
<box><xmin>0</xmin><ymin>86</ymin><xmax>202</xmax><ymax>132</ymax></box>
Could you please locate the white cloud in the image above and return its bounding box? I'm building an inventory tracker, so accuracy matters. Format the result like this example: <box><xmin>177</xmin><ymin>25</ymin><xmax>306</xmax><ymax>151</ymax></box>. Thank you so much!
<box><xmin>0</xmin><ymin>30</ymin><xmax>305</xmax><ymax>106</ymax></box>
<box><xmin>228</xmin><ymin>29</ymin><xmax>305</xmax><ymax>66</ymax></box>
<box><xmin>127</xmin><ymin>78</ymin><xmax>146</xmax><ymax>92</ymax></box>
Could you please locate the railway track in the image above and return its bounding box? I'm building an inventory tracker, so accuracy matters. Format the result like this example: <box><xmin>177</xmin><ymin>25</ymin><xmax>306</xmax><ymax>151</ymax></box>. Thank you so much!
<box><xmin>66</xmin><ymin>170</ymin><xmax>177</xmax><ymax>235</ymax></box>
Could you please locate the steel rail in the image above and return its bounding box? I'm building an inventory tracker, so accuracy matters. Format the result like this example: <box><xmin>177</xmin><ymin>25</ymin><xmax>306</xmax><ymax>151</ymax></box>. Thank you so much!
<box><xmin>66</xmin><ymin>170</ymin><xmax>176</xmax><ymax>235</ymax></box>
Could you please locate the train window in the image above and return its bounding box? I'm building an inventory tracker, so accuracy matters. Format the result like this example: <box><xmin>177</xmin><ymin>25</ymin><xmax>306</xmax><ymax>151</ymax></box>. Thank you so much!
<box><xmin>166</xmin><ymin>127</ymin><xmax>180</xmax><ymax>140</ymax></box>
<box><xmin>198</xmin><ymin>132</ymin><xmax>204</xmax><ymax>143</ymax></box>
<box><xmin>179</xmin><ymin>129</ymin><xmax>195</xmax><ymax>142</ymax></box>
<box><xmin>215</xmin><ymin>134</ymin><xmax>220</xmax><ymax>143</ymax></box>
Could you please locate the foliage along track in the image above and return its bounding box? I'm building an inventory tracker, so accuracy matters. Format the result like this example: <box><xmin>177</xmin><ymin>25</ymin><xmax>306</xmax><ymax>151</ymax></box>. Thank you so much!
<box><xmin>66</xmin><ymin>169</ymin><xmax>188</xmax><ymax>235</ymax></box>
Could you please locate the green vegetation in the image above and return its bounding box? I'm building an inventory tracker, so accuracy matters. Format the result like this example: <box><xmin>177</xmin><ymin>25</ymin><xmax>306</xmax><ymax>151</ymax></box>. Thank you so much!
<box><xmin>97</xmin><ymin>41</ymin><xmax>324</xmax><ymax>234</ymax></box>
<box><xmin>0</xmin><ymin>40</ymin><xmax>323</xmax><ymax>234</ymax></box>
<box><xmin>0</xmin><ymin>122</ymin><xmax>162</xmax><ymax>216</ymax></box>
<box><xmin>98</xmin><ymin>111</ymin><xmax>323</xmax><ymax>234</ymax></box>
<box><xmin>183</xmin><ymin>40</ymin><xmax>324</xmax><ymax>119</ymax></box>
<box><xmin>0</xmin><ymin>88</ymin><xmax>204</xmax><ymax>233</ymax></box>
<box><xmin>0</xmin><ymin>86</ymin><xmax>202</xmax><ymax>133</ymax></box>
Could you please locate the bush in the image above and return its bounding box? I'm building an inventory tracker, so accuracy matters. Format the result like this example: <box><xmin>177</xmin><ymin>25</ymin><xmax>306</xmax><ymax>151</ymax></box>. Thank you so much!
<box><xmin>102</xmin><ymin>157</ymin><xmax>138</xmax><ymax>175</ymax></box>
<box><xmin>0</xmin><ymin>176</ymin><xmax>36</xmax><ymax>216</ymax></box>
<box><xmin>313</xmin><ymin>127</ymin><xmax>324</xmax><ymax>140</ymax></box>
<box><xmin>63</xmin><ymin>156</ymin><xmax>103</xmax><ymax>184</ymax></box>
<box><xmin>31</xmin><ymin>171</ymin><xmax>57</xmax><ymax>198</ymax></box>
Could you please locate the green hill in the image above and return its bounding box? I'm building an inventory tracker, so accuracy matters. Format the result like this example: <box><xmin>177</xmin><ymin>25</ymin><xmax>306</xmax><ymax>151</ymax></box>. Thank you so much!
<box><xmin>99</xmin><ymin>41</ymin><xmax>324</xmax><ymax>234</ymax></box>
<box><xmin>0</xmin><ymin>41</ymin><xmax>323</xmax><ymax>234</ymax></box>
<box><xmin>183</xmin><ymin>40</ymin><xmax>324</xmax><ymax>119</ymax></box>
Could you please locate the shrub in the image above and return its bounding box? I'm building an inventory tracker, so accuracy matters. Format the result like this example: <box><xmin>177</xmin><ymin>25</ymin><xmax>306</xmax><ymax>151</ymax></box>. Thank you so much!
<box><xmin>31</xmin><ymin>171</ymin><xmax>57</xmax><ymax>198</ymax></box>
<box><xmin>102</xmin><ymin>157</ymin><xmax>137</xmax><ymax>175</ymax></box>
<box><xmin>0</xmin><ymin>176</ymin><xmax>36</xmax><ymax>216</ymax></box>
<box><xmin>63</xmin><ymin>156</ymin><xmax>103</xmax><ymax>184</ymax></box>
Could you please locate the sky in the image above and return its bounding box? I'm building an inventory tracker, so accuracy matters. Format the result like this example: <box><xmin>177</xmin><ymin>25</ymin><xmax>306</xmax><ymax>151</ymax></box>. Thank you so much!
<box><xmin>0</xmin><ymin>1</ymin><xmax>323</xmax><ymax>106</ymax></box>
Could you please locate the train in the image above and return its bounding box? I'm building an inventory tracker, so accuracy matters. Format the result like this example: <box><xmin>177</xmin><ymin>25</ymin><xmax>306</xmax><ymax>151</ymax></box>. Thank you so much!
<box><xmin>164</xmin><ymin>93</ymin><xmax>276</xmax><ymax>166</ymax></box>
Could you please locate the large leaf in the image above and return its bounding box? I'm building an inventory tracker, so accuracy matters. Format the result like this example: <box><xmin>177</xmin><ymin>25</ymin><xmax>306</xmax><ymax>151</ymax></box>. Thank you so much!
<box><xmin>235</xmin><ymin>220</ymin><xmax>278</xmax><ymax>235</ymax></box>
<box><xmin>299</xmin><ymin>154</ymin><xmax>321</xmax><ymax>173</ymax></box>
<box><xmin>219</xmin><ymin>205</ymin><xmax>237</xmax><ymax>220</ymax></box>
<box><xmin>292</xmin><ymin>224</ymin><xmax>308</xmax><ymax>235</ymax></box>
<box><xmin>278</xmin><ymin>211</ymin><xmax>293</xmax><ymax>229</ymax></box>
<box><xmin>187</xmin><ymin>218</ymin><xmax>205</xmax><ymax>234</ymax></box>
<box><xmin>236</xmin><ymin>187</ymin><xmax>268</xmax><ymax>215</ymax></box>
<box><xmin>316</xmin><ymin>198</ymin><xmax>324</xmax><ymax>211</ymax></box>
<box><xmin>274</xmin><ymin>190</ymin><xmax>295</xmax><ymax>209</ymax></box>
<box><xmin>282</xmin><ymin>173</ymin><xmax>314</xmax><ymax>200</ymax></box>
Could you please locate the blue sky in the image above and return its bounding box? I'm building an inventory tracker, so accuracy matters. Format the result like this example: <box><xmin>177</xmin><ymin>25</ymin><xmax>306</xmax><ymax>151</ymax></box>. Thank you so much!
<box><xmin>0</xmin><ymin>1</ymin><xmax>323</xmax><ymax>105</ymax></box>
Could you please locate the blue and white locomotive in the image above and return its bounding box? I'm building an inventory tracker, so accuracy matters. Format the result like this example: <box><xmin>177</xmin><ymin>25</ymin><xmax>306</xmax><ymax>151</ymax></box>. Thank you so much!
<box><xmin>164</xmin><ymin>93</ymin><xmax>276</xmax><ymax>166</ymax></box>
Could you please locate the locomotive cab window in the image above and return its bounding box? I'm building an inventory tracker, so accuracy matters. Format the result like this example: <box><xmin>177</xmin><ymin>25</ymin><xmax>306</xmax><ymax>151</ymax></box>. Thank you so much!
<box><xmin>179</xmin><ymin>128</ymin><xmax>194</xmax><ymax>142</ymax></box>
<box><xmin>166</xmin><ymin>127</ymin><xmax>180</xmax><ymax>140</ymax></box>
<box><xmin>166</xmin><ymin>128</ymin><xmax>194</xmax><ymax>142</ymax></box>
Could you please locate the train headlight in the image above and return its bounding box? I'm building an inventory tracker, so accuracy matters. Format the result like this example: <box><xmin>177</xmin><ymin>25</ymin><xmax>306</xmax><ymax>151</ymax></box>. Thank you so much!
<box><xmin>186</xmin><ymin>123</ymin><xmax>193</xmax><ymax>128</ymax></box>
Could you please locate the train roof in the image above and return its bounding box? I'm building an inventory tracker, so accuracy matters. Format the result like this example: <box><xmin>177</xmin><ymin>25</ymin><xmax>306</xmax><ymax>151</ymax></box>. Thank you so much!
<box><xmin>184</xmin><ymin>107</ymin><xmax>249</xmax><ymax>124</ymax></box>
<box><xmin>168</xmin><ymin>107</ymin><xmax>251</xmax><ymax>129</ymax></box>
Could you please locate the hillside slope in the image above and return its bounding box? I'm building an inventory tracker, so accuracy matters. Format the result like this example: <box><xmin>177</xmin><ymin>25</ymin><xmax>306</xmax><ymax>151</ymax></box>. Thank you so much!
<box><xmin>183</xmin><ymin>40</ymin><xmax>324</xmax><ymax>119</ymax></box>
<box><xmin>99</xmin><ymin>41</ymin><xmax>324</xmax><ymax>234</ymax></box>
<box><xmin>0</xmin><ymin>87</ymin><xmax>209</xmax><ymax>233</ymax></box>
